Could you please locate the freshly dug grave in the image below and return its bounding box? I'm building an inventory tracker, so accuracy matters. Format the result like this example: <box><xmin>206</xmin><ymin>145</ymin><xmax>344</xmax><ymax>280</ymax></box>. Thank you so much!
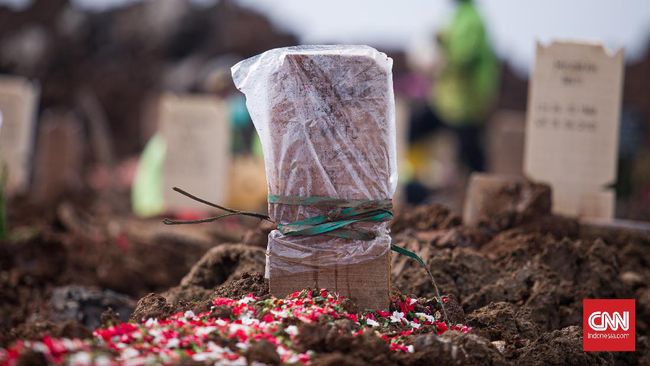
<box><xmin>1</xmin><ymin>200</ymin><xmax>649</xmax><ymax>365</ymax></box>
<box><xmin>391</xmin><ymin>205</ymin><xmax>649</xmax><ymax>365</ymax></box>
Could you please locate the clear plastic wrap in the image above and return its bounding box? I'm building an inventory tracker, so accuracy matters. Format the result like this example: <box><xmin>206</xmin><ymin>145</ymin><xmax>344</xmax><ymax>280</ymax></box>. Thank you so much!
<box><xmin>231</xmin><ymin>45</ymin><xmax>397</xmax><ymax>277</ymax></box>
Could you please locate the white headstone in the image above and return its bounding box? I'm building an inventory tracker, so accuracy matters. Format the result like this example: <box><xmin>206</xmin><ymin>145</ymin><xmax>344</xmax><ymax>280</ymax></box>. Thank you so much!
<box><xmin>0</xmin><ymin>75</ymin><xmax>39</xmax><ymax>195</ymax></box>
<box><xmin>159</xmin><ymin>93</ymin><xmax>230</xmax><ymax>211</ymax></box>
<box><xmin>524</xmin><ymin>41</ymin><xmax>624</xmax><ymax>218</ymax></box>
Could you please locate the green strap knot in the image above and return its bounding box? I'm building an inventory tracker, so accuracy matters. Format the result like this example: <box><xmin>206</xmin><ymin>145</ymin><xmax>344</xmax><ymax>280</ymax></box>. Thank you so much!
<box><xmin>269</xmin><ymin>195</ymin><xmax>393</xmax><ymax>241</ymax></box>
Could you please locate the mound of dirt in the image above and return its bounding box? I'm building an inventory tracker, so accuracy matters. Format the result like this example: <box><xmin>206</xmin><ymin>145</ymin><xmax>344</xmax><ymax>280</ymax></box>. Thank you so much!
<box><xmin>242</xmin><ymin>221</ymin><xmax>276</xmax><ymax>248</ymax></box>
<box><xmin>389</xmin><ymin>208</ymin><xmax>649</xmax><ymax>364</ymax></box>
<box><xmin>154</xmin><ymin>244</ymin><xmax>266</xmax><ymax>312</ymax></box>
<box><xmin>391</xmin><ymin>204</ymin><xmax>460</xmax><ymax>233</ymax></box>
<box><xmin>3</xmin><ymin>199</ymin><xmax>649</xmax><ymax>364</ymax></box>
<box><xmin>130</xmin><ymin>271</ymin><xmax>269</xmax><ymax>322</ymax></box>
<box><xmin>212</xmin><ymin>271</ymin><xmax>269</xmax><ymax>299</ymax></box>
<box><xmin>518</xmin><ymin>326</ymin><xmax>614</xmax><ymax>365</ymax></box>
<box><xmin>128</xmin><ymin>244</ymin><xmax>267</xmax><ymax>317</ymax></box>
<box><xmin>179</xmin><ymin>243</ymin><xmax>265</xmax><ymax>288</ymax></box>
<box><xmin>466</xmin><ymin>302</ymin><xmax>539</xmax><ymax>342</ymax></box>
<box><xmin>129</xmin><ymin>293</ymin><xmax>173</xmax><ymax>323</ymax></box>
<box><xmin>393</xmin><ymin>233</ymin><xmax>632</xmax><ymax>329</ymax></box>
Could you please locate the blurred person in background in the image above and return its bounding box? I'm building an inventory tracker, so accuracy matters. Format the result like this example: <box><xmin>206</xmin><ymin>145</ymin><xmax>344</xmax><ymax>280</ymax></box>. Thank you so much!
<box><xmin>405</xmin><ymin>0</ymin><xmax>498</xmax><ymax>204</ymax></box>
<box><xmin>432</xmin><ymin>0</ymin><xmax>499</xmax><ymax>173</ymax></box>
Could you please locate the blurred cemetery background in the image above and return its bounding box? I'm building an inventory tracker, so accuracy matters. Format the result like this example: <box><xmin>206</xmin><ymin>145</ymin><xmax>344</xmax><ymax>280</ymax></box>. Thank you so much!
<box><xmin>2</xmin><ymin>1</ymin><xmax>650</xmax><ymax>355</ymax></box>
<box><xmin>1</xmin><ymin>0</ymin><xmax>650</xmax><ymax>221</ymax></box>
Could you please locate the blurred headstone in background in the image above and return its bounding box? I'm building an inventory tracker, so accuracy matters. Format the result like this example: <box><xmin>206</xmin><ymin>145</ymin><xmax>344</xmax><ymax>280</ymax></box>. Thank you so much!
<box><xmin>0</xmin><ymin>75</ymin><xmax>39</xmax><ymax>195</ymax></box>
<box><xmin>487</xmin><ymin>110</ymin><xmax>525</xmax><ymax>176</ymax></box>
<box><xmin>524</xmin><ymin>41</ymin><xmax>624</xmax><ymax>219</ymax></box>
<box><xmin>32</xmin><ymin>109</ymin><xmax>84</xmax><ymax>204</ymax></box>
<box><xmin>160</xmin><ymin>93</ymin><xmax>230</xmax><ymax>213</ymax></box>
<box><xmin>226</xmin><ymin>155</ymin><xmax>266</xmax><ymax>211</ymax></box>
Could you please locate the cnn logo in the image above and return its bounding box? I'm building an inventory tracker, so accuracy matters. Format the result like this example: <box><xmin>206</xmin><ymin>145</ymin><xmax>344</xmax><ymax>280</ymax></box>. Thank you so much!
<box><xmin>583</xmin><ymin>299</ymin><xmax>635</xmax><ymax>352</ymax></box>
<box><xmin>587</xmin><ymin>311</ymin><xmax>629</xmax><ymax>331</ymax></box>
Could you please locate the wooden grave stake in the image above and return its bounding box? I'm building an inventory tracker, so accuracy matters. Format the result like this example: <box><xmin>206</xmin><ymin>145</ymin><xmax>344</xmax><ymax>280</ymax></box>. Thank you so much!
<box><xmin>524</xmin><ymin>41</ymin><xmax>624</xmax><ymax>218</ymax></box>
<box><xmin>233</xmin><ymin>46</ymin><xmax>396</xmax><ymax>310</ymax></box>
<box><xmin>0</xmin><ymin>76</ymin><xmax>39</xmax><ymax>195</ymax></box>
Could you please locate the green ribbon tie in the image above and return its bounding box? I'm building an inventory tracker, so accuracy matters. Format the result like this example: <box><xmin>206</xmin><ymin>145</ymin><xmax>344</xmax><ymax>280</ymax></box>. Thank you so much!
<box><xmin>269</xmin><ymin>195</ymin><xmax>393</xmax><ymax>241</ymax></box>
<box><xmin>163</xmin><ymin>188</ymin><xmax>427</xmax><ymax>270</ymax></box>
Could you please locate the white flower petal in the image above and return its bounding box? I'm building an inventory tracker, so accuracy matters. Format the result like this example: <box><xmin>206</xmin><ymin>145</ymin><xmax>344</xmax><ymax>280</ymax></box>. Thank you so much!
<box><xmin>366</xmin><ymin>319</ymin><xmax>379</xmax><ymax>327</ymax></box>
<box><xmin>285</xmin><ymin>325</ymin><xmax>299</xmax><ymax>336</ymax></box>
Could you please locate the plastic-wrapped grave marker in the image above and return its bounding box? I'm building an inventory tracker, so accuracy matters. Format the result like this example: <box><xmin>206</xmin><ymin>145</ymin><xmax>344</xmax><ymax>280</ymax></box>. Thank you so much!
<box><xmin>232</xmin><ymin>46</ymin><xmax>396</xmax><ymax>310</ymax></box>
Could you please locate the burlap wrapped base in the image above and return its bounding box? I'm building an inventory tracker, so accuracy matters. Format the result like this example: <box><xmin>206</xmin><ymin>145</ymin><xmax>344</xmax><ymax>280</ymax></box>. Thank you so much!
<box><xmin>270</xmin><ymin>253</ymin><xmax>390</xmax><ymax>310</ymax></box>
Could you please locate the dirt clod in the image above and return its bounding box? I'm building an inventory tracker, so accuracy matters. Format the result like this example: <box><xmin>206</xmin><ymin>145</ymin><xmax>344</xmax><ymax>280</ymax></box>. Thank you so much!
<box><xmin>518</xmin><ymin>326</ymin><xmax>614</xmax><ymax>365</ymax></box>
<box><xmin>467</xmin><ymin>302</ymin><xmax>539</xmax><ymax>341</ymax></box>
<box><xmin>402</xmin><ymin>331</ymin><xmax>507</xmax><ymax>365</ymax></box>
<box><xmin>212</xmin><ymin>272</ymin><xmax>269</xmax><ymax>298</ymax></box>
<box><xmin>245</xmin><ymin>340</ymin><xmax>282</xmax><ymax>365</ymax></box>
<box><xmin>129</xmin><ymin>293</ymin><xmax>173</xmax><ymax>322</ymax></box>
<box><xmin>100</xmin><ymin>308</ymin><xmax>121</xmax><ymax>327</ymax></box>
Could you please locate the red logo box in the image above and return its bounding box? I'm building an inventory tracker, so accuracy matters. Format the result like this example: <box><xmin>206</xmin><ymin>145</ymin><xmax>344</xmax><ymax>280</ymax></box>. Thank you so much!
<box><xmin>583</xmin><ymin>299</ymin><xmax>635</xmax><ymax>352</ymax></box>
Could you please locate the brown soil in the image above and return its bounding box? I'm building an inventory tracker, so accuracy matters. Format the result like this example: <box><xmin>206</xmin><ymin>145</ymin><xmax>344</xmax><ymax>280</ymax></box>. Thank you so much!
<box><xmin>297</xmin><ymin>321</ymin><xmax>508</xmax><ymax>366</ymax></box>
<box><xmin>130</xmin><ymin>272</ymin><xmax>268</xmax><ymax>322</ymax></box>
<box><xmin>245</xmin><ymin>340</ymin><xmax>282</xmax><ymax>365</ymax></box>
<box><xmin>2</xmin><ymin>200</ymin><xmax>649</xmax><ymax>364</ymax></box>
<box><xmin>391</xmin><ymin>212</ymin><xmax>649</xmax><ymax>364</ymax></box>
<box><xmin>179</xmin><ymin>244</ymin><xmax>265</xmax><ymax>288</ymax></box>
<box><xmin>517</xmin><ymin>326</ymin><xmax>615</xmax><ymax>365</ymax></box>
<box><xmin>129</xmin><ymin>293</ymin><xmax>174</xmax><ymax>323</ymax></box>
<box><xmin>391</xmin><ymin>203</ymin><xmax>461</xmax><ymax>233</ymax></box>
<box><xmin>0</xmin><ymin>200</ymin><xmax>250</xmax><ymax>346</ymax></box>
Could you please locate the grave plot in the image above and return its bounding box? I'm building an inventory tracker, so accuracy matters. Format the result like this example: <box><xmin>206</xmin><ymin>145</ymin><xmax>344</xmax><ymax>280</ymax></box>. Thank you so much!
<box><xmin>1</xmin><ymin>197</ymin><xmax>648</xmax><ymax>365</ymax></box>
